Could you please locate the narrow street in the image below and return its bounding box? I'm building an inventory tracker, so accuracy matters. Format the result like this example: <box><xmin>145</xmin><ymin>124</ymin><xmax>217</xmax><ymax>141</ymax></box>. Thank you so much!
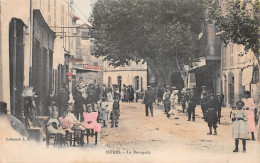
<box><xmin>98</xmin><ymin>102</ymin><xmax>260</xmax><ymax>162</ymax></box>
<box><xmin>1</xmin><ymin>102</ymin><xmax>259</xmax><ymax>163</ymax></box>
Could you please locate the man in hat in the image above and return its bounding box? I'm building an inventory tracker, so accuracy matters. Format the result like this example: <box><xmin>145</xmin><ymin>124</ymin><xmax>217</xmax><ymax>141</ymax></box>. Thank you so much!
<box><xmin>0</xmin><ymin>102</ymin><xmax>29</xmax><ymax>137</ymax></box>
<box><xmin>200</xmin><ymin>86</ymin><xmax>208</xmax><ymax>119</ymax></box>
<box><xmin>143</xmin><ymin>86</ymin><xmax>155</xmax><ymax>117</ymax></box>
<box><xmin>187</xmin><ymin>90</ymin><xmax>196</xmax><ymax>121</ymax></box>
<box><xmin>205</xmin><ymin>93</ymin><xmax>219</xmax><ymax>135</ymax></box>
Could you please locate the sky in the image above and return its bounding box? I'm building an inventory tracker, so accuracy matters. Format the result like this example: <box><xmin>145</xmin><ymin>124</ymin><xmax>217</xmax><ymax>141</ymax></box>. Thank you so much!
<box><xmin>72</xmin><ymin>0</ymin><xmax>97</xmax><ymax>25</ymax></box>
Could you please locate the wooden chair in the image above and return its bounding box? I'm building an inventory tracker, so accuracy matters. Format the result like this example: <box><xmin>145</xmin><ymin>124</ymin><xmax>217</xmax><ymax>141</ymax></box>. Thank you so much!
<box><xmin>71</xmin><ymin>128</ymin><xmax>85</xmax><ymax>147</ymax></box>
<box><xmin>44</xmin><ymin>120</ymin><xmax>63</xmax><ymax>147</ymax></box>
<box><xmin>83</xmin><ymin>129</ymin><xmax>98</xmax><ymax>145</ymax></box>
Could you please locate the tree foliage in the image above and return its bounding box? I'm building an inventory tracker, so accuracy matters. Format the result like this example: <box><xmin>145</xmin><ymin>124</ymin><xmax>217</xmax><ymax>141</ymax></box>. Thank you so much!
<box><xmin>90</xmin><ymin>0</ymin><xmax>205</xmax><ymax>85</ymax></box>
<box><xmin>207</xmin><ymin>0</ymin><xmax>260</xmax><ymax>64</ymax></box>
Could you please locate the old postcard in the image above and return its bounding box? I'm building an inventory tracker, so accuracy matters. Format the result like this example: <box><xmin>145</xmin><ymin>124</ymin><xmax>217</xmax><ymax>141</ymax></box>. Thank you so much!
<box><xmin>0</xmin><ymin>0</ymin><xmax>259</xmax><ymax>162</ymax></box>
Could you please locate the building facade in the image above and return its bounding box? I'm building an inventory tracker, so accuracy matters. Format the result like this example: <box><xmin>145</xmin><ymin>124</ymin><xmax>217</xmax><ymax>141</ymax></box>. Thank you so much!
<box><xmin>74</xmin><ymin>23</ymin><xmax>103</xmax><ymax>86</ymax></box>
<box><xmin>103</xmin><ymin>60</ymin><xmax>147</xmax><ymax>91</ymax></box>
<box><xmin>218</xmin><ymin>0</ymin><xmax>260</xmax><ymax>107</ymax></box>
<box><xmin>0</xmin><ymin>0</ymin><xmax>76</xmax><ymax>118</ymax></box>
<box><xmin>221</xmin><ymin>42</ymin><xmax>259</xmax><ymax>107</ymax></box>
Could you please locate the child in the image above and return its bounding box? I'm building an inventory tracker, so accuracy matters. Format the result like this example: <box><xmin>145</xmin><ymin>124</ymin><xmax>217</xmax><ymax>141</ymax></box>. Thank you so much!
<box><xmin>205</xmin><ymin>93</ymin><xmax>219</xmax><ymax>135</ymax></box>
<box><xmin>169</xmin><ymin>89</ymin><xmax>179</xmax><ymax>119</ymax></box>
<box><xmin>59</xmin><ymin>110</ymin><xmax>74</xmax><ymax>140</ymax></box>
<box><xmin>98</xmin><ymin>98</ymin><xmax>109</xmax><ymax>127</ymax></box>
<box><xmin>111</xmin><ymin>98</ymin><xmax>120</xmax><ymax>128</ymax></box>
<box><xmin>83</xmin><ymin>105</ymin><xmax>101</xmax><ymax>132</ymax></box>
<box><xmin>231</xmin><ymin>100</ymin><xmax>249</xmax><ymax>152</ymax></box>
<box><xmin>242</xmin><ymin>91</ymin><xmax>256</xmax><ymax>141</ymax></box>
<box><xmin>67</xmin><ymin>103</ymin><xmax>85</xmax><ymax>130</ymax></box>
<box><xmin>47</xmin><ymin>111</ymin><xmax>66</xmax><ymax>136</ymax></box>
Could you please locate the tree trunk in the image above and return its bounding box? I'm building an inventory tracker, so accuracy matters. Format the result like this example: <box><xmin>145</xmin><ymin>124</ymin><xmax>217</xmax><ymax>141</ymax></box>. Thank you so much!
<box><xmin>146</xmin><ymin>58</ymin><xmax>166</xmax><ymax>86</ymax></box>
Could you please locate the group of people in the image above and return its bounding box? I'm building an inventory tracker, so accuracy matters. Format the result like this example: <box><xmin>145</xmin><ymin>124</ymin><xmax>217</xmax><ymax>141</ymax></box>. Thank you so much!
<box><xmin>120</xmin><ymin>85</ymin><xmax>135</xmax><ymax>102</ymax></box>
<box><xmin>231</xmin><ymin>91</ymin><xmax>257</xmax><ymax>152</ymax></box>
<box><xmin>143</xmin><ymin>84</ymin><xmax>258</xmax><ymax>153</ymax></box>
<box><xmin>47</xmin><ymin>103</ymin><xmax>101</xmax><ymax>144</ymax></box>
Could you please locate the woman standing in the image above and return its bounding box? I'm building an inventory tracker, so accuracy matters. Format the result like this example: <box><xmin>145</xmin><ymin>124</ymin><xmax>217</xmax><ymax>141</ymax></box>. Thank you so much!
<box><xmin>232</xmin><ymin>101</ymin><xmax>249</xmax><ymax>152</ymax></box>
<box><xmin>242</xmin><ymin>91</ymin><xmax>256</xmax><ymax>141</ymax></box>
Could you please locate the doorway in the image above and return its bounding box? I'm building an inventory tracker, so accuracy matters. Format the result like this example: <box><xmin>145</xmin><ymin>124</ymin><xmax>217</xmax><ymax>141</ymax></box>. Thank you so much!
<box><xmin>9</xmin><ymin>18</ymin><xmax>25</xmax><ymax>118</ymax></box>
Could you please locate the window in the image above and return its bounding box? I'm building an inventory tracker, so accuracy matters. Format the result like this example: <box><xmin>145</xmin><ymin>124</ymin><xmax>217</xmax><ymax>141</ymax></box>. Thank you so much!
<box><xmin>82</xmin><ymin>32</ymin><xmax>89</xmax><ymax>40</ymax></box>
<box><xmin>61</xmin><ymin>4</ymin><xmax>64</xmax><ymax>25</ymax></box>
<box><xmin>230</xmin><ymin>56</ymin><xmax>234</xmax><ymax>67</ymax></box>
<box><xmin>230</xmin><ymin>43</ymin><xmax>233</xmax><ymax>54</ymax></box>
<box><xmin>252</xmin><ymin>67</ymin><xmax>259</xmax><ymax>84</ymax></box>
<box><xmin>135</xmin><ymin>76</ymin><xmax>139</xmax><ymax>90</ymax></box>
<box><xmin>48</xmin><ymin>0</ymin><xmax>50</xmax><ymax>12</ymax></box>
<box><xmin>108</xmin><ymin>76</ymin><xmax>111</xmax><ymax>85</ymax></box>
<box><xmin>222</xmin><ymin>47</ymin><xmax>226</xmax><ymax>67</ymax></box>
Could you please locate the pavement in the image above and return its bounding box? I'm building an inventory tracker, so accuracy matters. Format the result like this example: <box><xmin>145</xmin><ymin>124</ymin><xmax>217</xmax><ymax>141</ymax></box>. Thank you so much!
<box><xmin>0</xmin><ymin>102</ymin><xmax>259</xmax><ymax>163</ymax></box>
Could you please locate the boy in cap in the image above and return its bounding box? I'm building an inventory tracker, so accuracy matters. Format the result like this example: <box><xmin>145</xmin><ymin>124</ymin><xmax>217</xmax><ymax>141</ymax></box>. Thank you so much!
<box><xmin>111</xmin><ymin>97</ymin><xmax>120</xmax><ymax>127</ymax></box>
<box><xmin>205</xmin><ymin>93</ymin><xmax>219</xmax><ymax>135</ymax></box>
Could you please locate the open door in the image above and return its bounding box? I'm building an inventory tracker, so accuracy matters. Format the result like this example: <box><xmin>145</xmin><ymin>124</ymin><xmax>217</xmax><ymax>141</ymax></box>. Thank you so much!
<box><xmin>9</xmin><ymin>18</ymin><xmax>25</xmax><ymax>119</ymax></box>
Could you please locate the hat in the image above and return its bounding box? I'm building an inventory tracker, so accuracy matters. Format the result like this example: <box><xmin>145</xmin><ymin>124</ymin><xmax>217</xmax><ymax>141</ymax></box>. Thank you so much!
<box><xmin>147</xmin><ymin>86</ymin><xmax>151</xmax><ymax>89</ymax></box>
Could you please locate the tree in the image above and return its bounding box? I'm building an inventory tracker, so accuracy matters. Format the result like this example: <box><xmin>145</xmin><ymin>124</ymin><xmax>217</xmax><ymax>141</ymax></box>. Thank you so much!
<box><xmin>207</xmin><ymin>0</ymin><xmax>260</xmax><ymax>65</ymax></box>
<box><xmin>90</xmin><ymin>0</ymin><xmax>205</xmax><ymax>86</ymax></box>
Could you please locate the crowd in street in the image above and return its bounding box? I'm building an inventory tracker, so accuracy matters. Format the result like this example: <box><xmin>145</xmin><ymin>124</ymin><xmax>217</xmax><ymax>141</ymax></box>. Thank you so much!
<box><xmin>143</xmin><ymin>85</ymin><xmax>259</xmax><ymax>152</ymax></box>
<box><xmin>45</xmin><ymin>80</ymin><xmax>124</xmax><ymax>145</ymax></box>
<box><xmin>0</xmin><ymin>77</ymin><xmax>259</xmax><ymax>151</ymax></box>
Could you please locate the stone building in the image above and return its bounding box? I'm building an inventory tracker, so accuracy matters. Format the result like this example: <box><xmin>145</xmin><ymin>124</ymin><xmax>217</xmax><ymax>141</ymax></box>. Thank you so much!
<box><xmin>0</xmin><ymin>0</ymin><xmax>76</xmax><ymax>117</ymax></box>
<box><xmin>103</xmin><ymin>60</ymin><xmax>147</xmax><ymax>91</ymax></box>
<box><xmin>73</xmin><ymin>23</ymin><xmax>103</xmax><ymax>86</ymax></box>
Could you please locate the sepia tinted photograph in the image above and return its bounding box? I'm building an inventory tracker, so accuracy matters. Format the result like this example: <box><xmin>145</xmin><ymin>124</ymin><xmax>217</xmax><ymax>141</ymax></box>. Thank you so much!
<box><xmin>0</xmin><ymin>0</ymin><xmax>259</xmax><ymax>162</ymax></box>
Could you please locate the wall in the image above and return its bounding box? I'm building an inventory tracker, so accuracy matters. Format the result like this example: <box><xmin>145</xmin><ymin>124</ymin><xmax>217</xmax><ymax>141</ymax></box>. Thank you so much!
<box><xmin>103</xmin><ymin>60</ymin><xmax>148</xmax><ymax>91</ymax></box>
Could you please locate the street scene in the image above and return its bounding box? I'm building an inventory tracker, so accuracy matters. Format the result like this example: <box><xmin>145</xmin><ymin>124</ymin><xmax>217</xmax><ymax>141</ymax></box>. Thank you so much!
<box><xmin>0</xmin><ymin>0</ymin><xmax>260</xmax><ymax>162</ymax></box>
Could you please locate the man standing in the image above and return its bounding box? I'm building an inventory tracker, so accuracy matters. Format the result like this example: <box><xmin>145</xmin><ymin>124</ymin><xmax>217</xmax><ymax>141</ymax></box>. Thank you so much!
<box><xmin>205</xmin><ymin>93</ymin><xmax>219</xmax><ymax>135</ymax></box>
<box><xmin>111</xmin><ymin>97</ymin><xmax>120</xmax><ymax>128</ymax></box>
<box><xmin>143</xmin><ymin>86</ymin><xmax>155</xmax><ymax>117</ymax></box>
<box><xmin>187</xmin><ymin>90</ymin><xmax>197</xmax><ymax>121</ymax></box>
<box><xmin>200</xmin><ymin>86</ymin><xmax>208</xmax><ymax>119</ymax></box>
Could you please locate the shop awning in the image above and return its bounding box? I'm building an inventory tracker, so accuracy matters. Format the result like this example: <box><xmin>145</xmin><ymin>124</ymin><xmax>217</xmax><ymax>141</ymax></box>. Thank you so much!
<box><xmin>242</xmin><ymin>66</ymin><xmax>253</xmax><ymax>86</ymax></box>
<box><xmin>74</xmin><ymin>64</ymin><xmax>101</xmax><ymax>73</ymax></box>
<box><xmin>83</xmin><ymin>65</ymin><xmax>100</xmax><ymax>71</ymax></box>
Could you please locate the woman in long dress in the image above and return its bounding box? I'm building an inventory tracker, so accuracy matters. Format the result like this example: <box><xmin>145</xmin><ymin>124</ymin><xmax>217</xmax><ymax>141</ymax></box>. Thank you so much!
<box><xmin>232</xmin><ymin>101</ymin><xmax>249</xmax><ymax>152</ymax></box>
<box><xmin>242</xmin><ymin>91</ymin><xmax>256</xmax><ymax>141</ymax></box>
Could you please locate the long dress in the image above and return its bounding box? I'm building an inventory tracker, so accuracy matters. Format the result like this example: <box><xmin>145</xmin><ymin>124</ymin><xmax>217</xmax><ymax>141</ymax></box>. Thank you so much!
<box><xmin>83</xmin><ymin>112</ymin><xmax>101</xmax><ymax>132</ymax></box>
<box><xmin>232</xmin><ymin>109</ymin><xmax>249</xmax><ymax>139</ymax></box>
<box><xmin>169</xmin><ymin>91</ymin><xmax>178</xmax><ymax>115</ymax></box>
<box><xmin>242</xmin><ymin>98</ymin><xmax>256</xmax><ymax>132</ymax></box>
<box><xmin>99</xmin><ymin>102</ymin><xmax>109</xmax><ymax>121</ymax></box>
